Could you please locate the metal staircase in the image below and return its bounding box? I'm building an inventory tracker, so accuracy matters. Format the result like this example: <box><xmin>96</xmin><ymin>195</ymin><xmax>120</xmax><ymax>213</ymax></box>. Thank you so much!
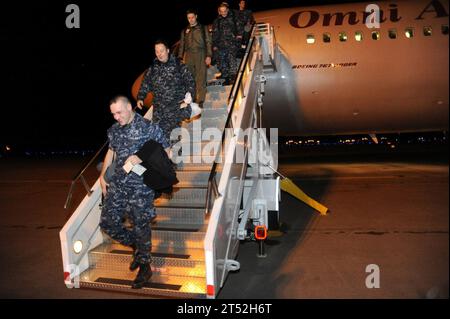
<box><xmin>60</xmin><ymin>24</ymin><xmax>281</xmax><ymax>298</ymax></box>
<box><xmin>76</xmin><ymin>83</ymin><xmax>231</xmax><ymax>298</ymax></box>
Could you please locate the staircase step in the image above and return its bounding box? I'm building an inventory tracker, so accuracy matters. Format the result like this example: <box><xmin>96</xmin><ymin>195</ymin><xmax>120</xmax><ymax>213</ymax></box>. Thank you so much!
<box><xmin>80</xmin><ymin>269</ymin><xmax>206</xmax><ymax>298</ymax></box>
<box><xmin>155</xmin><ymin>187</ymin><xmax>207</xmax><ymax>208</ymax></box>
<box><xmin>204</xmin><ymin>91</ymin><xmax>227</xmax><ymax>103</ymax></box>
<box><xmin>202</xmin><ymin>100</ymin><xmax>228</xmax><ymax>110</ymax></box>
<box><xmin>182</xmin><ymin>108</ymin><xmax>228</xmax><ymax>121</ymax></box>
<box><xmin>152</xmin><ymin>228</ymin><xmax>206</xmax><ymax>249</ymax></box>
<box><xmin>154</xmin><ymin>207</ymin><xmax>205</xmax><ymax>225</ymax></box>
<box><xmin>176</xmin><ymin>170</ymin><xmax>214</xmax><ymax>184</ymax></box>
<box><xmin>183</xmin><ymin>117</ymin><xmax>227</xmax><ymax>131</ymax></box>
<box><xmin>103</xmin><ymin>225</ymin><xmax>207</xmax><ymax>249</ymax></box>
<box><xmin>197</xmin><ymin>108</ymin><xmax>229</xmax><ymax>118</ymax></box>
<box><xmin>174</xmin><ymin>162</ymin><xmax>213</xmax><ymax>171</ymax></box>
<box><xmin>152</xmin><ymin>222</ymin><xmax>208</xmax><ymax>232</ymax></box>
<box><xmin>179</xmin><ymin>140</ymin><xmax>222</xmax><ymax>157</ymax></box>
<box><xmin>172</xmin><ymin>154</ymin><xmax>217</xmax><ymax>166</ymax></box>
<box><xmin>206</xmin><ymin>83</ymin><xmax>232</xmax><ymax>93</ymax></box>
<box><xmin>88</xmin><ymin>243</ymin><xmax>206</xmax><ymax>277</ymax></box>
<box><xmin>174</xmin><ymin>171</ymin><xmax>208</xmax><ymax>187</ymax></box>
<box><xmin>93</xmin><ymin>242</ymin><xmax>206</xmax><ymax>260</ymax></box>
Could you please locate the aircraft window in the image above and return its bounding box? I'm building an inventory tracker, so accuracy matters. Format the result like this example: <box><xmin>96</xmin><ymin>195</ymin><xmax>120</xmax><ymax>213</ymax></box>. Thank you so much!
<box><xmin>442</xmin><ymin>25</ymin><xmax>449</xmax><ymax>35</ymax></box>
<box><xmin>388</xmin><ymin>29</ymin><xmax>397</xmax><ymax>39</ymax></box>
<box><xmin>405</xmin><ymin>27</ymin><xmax>414</xmax><ymax>38</ymax></box>
<box><xmin>423</xmin><ymin>26</ymin><xmax>432</xmax><ymax>36</ymax></box>
<box><xmin>371</xmin><ymin>31</ymin><xmax>380</xmax><ymax>40</ymax></box>
<box><xmin>306</xmin><ymin>34</ymin><xmax>315</xmax><ymax>44</ymax></box>
<box><xmin>355</xmin><ymin>31</ymin><xmax>363</xmax><ymax>41</ymax></box>
<box><xmin>339</xmin><ymin>32</ymin><xmax>347</xmax><ymax>42</ymax></box>
<box><xmin>323</xmin><ymin>33</ymin><xmax>331</xmax><ymax>43</ymax></box>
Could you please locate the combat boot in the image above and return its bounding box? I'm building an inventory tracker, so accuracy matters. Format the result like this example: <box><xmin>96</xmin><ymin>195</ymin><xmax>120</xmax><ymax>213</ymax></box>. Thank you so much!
<box><xmin>131</xmin><ymin>263</ymin><xmax>152</xmax><ymax>289</ymax></box>
<box><xmin>129</xmin><ymin>245</ymin><xmax>139</xmax><ymax>271</ymax></box>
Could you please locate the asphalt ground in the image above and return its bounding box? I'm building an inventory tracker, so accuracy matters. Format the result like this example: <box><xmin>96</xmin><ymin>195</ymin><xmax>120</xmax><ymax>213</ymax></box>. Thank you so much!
<box><xmin>0</xmin><ymin>146</ymin><xmax>448</xmax><ymax>299</ymax></box>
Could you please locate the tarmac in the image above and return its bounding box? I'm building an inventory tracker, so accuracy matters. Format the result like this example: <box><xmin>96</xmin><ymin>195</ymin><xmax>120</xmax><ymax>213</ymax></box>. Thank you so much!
<box><xmin>0</xmin><ymin>147</ymin><xmax>448</xmax><ymax>299</ymax></box>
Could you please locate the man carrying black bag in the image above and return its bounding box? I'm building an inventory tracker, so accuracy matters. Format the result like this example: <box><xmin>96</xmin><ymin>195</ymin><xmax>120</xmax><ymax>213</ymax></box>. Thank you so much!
<box><xmin>134</xmin><ymin>139</ymin><xmax>179</xmax><ymax>197</ymax></box>
<box><xmin>99</xmin><ymin>96</ymin><xmax>170</xmax><ymax>289</ymax></box>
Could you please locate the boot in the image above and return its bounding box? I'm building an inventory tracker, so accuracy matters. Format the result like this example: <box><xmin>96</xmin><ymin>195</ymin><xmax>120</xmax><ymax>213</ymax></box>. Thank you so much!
<box><xmin>131</xmin><ymin>263</ymin><xmax>152</xmax><ymax>289</ymax></box>
<box><xmin>129</xmin><ymin>245</ymin><xmax>139</xmax><ymax>271</ymax></box>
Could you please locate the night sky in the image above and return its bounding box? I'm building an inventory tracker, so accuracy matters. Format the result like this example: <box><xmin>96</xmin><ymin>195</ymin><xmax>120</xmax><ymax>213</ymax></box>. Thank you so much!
<box><xmin>2</xmin><ymin>0</ymin><xmax>365</xmax><ymax>152</ymax></box>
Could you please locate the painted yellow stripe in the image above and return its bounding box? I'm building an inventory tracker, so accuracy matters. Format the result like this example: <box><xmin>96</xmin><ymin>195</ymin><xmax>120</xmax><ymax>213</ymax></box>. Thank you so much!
<box><xmin>280</xmin><ymin>178</ymin><xmax>328</xmax><ymax>215</ymax></box>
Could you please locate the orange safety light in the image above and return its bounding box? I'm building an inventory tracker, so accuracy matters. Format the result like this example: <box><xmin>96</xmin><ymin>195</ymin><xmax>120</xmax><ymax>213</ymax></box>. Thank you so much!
<box><xmin>255</xmin><ymin>225</ymin><xmax>267</xmax><ymax>240</ymax></box>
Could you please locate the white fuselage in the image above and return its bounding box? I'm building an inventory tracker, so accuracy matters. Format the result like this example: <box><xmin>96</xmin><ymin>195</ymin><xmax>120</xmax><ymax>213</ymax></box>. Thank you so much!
<box><xmin>254</xmin><ymin>0</ymin><xmax>449</xmax><ymax>135</ymax></box>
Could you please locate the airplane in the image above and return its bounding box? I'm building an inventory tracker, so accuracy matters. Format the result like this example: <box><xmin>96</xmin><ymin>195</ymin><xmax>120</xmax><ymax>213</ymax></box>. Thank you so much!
<box><xmin>251</xmin><ymin>0</ymin><xmax>449</xmax><ymax>136</ymax></box>
<box><xmin>132</xmin><ymin>0</ymin><xmax>449</xmax><ymax>136</ymax></box>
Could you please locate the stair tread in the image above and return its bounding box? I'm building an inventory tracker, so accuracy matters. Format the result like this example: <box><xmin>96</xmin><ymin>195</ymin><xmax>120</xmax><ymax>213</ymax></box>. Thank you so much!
<box><xmin>154</xmin><ymin>187</ymin><xmax>207</xmax><ymax>207</ymax></box>
<box><xmin>155</xmin><ymin>206</ymin><xmax>205</xmax><ymax>211</ymax></box>
<box><xmin>174</xmin><ymin>182</ymin><xmax>208</xmax><ymax>187</ymax></box>
<box><xmin>154</xmin><ymin>206</ymin><xmax>205</xmax><ymax>225</ymax></box>
<box><xmin>175</xmin><ymin>166</ymin><xmax>212</xmax><ymax>171</ymax></box>
<box><xmin>88</xmin><ymin>247</ymin><xmax>206</xmax><ymax>277</ymax></box>
<box><xmin>80</xmin><ymin>269</ymin><xmax>206</xmax><ymax>297</ymax></box>
<box><xmin>153</xmin><ymin>223</ymin><xmax>208</xmax><ymax>233</ymax></box>
<box><xmin>155</xmin><ymin>202</ymin><xmax>206</xmax><ymax>209</ymax></box>
<box><xmin>91</xmin><ymin>242</ymin><xmax>206</xmax><ymax>261</ymax></box>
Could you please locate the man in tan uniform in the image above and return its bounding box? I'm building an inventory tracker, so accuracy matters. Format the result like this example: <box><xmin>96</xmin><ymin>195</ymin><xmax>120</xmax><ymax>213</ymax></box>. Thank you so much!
<box><xmin>178</xmin><ymin>9</ymin><xmax>212</xmax><ymax>106</ymax></box>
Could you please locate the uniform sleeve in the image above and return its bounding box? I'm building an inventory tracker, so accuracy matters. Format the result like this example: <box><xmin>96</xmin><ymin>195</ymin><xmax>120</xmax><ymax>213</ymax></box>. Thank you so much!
<box><xmin>178</xmin><ymin>29</ymin><xmax>185</xmax><ymax>59</ymax></box>
<box><xmin>107</xmin><ymin>127</ymin><xmax>115</xmax><ymax>152</ymax></box>
<box><xmin>205</xmin><ymin>25</ymin><xmax>213</xmax><ymax>58</ymax></box>
<box><xmin>180</xmin><ymin>63</ymin><xmax>196</xmax><ymax>99</ymax></box>
<box><xmin>137</xmin><ymin>67</ymin><xmax>153</xmax><ymax>101</ymax></box>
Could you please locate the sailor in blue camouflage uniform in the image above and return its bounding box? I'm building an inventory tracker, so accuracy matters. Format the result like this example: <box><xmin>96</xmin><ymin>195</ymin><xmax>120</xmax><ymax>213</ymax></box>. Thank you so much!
<box><xmin>137</xmin><ymin>39</ymin><xmax>195</xmax><ymax>145</ymax></box>
<box><xmin>236</xmin><ymin>0</ymin><xmax>255</xmax><ymax>48</ymax></box>
<box><xmin>99</xmin><ymin>96</ymin><xmax>169</xmax><ymax>289</ymax></box>
<box><xmin>212</xmin><ymin>2</ymin><xmax>242</xmax><ymax>85</ymax></box>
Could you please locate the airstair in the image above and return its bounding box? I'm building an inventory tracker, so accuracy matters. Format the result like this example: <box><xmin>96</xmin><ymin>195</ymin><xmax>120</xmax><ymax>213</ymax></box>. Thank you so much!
<box><xmin>60</xmin><ymin>23</ymin><xmax>280</xmax><ymax>298</ymax></box>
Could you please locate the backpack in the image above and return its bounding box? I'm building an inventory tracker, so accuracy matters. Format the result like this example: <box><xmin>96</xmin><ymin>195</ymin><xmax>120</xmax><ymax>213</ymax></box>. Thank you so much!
<box><xmin>182</xmin><ymin>23</ymin><xmax>208</xmax><ymax>54</ymax></box>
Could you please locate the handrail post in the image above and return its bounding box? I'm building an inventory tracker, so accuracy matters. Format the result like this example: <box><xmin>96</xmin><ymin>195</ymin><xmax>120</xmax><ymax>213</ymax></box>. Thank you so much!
<box><xmin>64</xmin><ymin>181</ymin><xmax>76</xmax><ymax>210</ymax></box>
<box><xmin>64</xmin><ymin>140</ymin><xmax>108</xmax><ymax>210</ymax></box>
<box><xmin>80</xmin><ymin>175</ymin><xmax>93</xmax><ymax>196</ymax></box>
<box><xmin>204</xmin><ymin>178</ymin><xmax>212</xmax><ymax>215</ymax></box>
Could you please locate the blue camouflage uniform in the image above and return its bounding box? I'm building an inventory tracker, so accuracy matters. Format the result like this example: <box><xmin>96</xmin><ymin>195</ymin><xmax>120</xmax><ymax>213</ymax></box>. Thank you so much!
<box><xmin>137</xmin><ymin>55</ymin><xmax>195</xmax><ymax>144</ymax></box>
<box><xmin>212</xmin><ymin>10</ymin><xmax>242</xmax><ymax>83</ymax></box>
<box><xmin>100</xmin><ymin>113</ymin><xmax>169</xmax><ymax>264</ymax></box>
<box><xmin>236</xmin><ymin>8</ymin><xmax>255</xmax><ymax>46</ymax></box>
